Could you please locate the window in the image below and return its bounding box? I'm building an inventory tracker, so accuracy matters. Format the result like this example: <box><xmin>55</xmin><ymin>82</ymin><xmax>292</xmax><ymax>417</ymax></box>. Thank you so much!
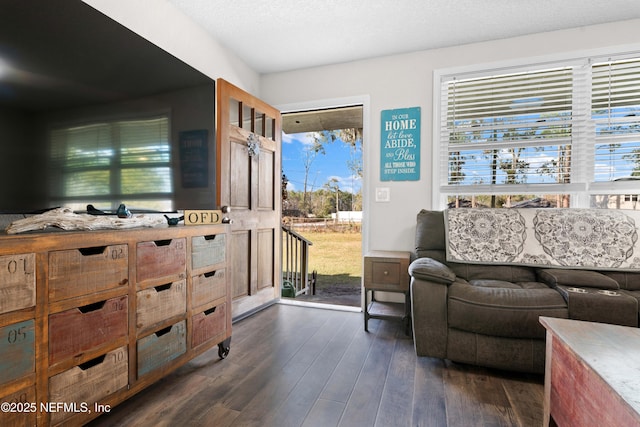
<box><xmin>435</xmin><ymin>52</ymin><xmax>640</xmax><ymax>209</ymax></box>
<box><xmin>49</xmin><ymin>116</ymin><xmax>173</xmax><ymax>211</ymax></box>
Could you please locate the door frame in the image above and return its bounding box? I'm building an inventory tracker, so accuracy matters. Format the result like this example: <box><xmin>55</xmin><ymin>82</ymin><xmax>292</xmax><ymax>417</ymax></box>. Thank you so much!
<box><xmin>277</xmin><ymin>95</ymin><xmax>370</xmax><ymax>309</ymax></box>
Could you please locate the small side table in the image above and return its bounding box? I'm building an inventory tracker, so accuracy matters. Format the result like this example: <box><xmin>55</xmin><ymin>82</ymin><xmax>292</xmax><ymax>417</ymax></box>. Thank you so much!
<box><xmin>363</xmin><ymin>250</ymin><xmax>411</xmax><ymax>333</ymax></box>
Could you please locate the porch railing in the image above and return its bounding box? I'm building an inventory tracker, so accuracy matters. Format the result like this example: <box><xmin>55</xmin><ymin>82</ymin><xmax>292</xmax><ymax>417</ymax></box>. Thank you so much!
<box><xmin>282</xmin><ymin>225</ymin><xmax>313</xmax><ymax>296</ymax></box>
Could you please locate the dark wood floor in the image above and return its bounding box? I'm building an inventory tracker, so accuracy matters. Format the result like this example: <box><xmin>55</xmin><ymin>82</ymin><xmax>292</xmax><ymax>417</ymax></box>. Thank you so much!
<box><xmin>88</xmin><ymin>303</ymin><xmax>544</xmax><ymax>427</ymax></box>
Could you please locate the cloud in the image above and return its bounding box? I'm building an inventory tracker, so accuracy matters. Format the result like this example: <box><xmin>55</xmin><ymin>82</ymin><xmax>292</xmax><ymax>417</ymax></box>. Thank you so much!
<box><xmin>283</xmin><ymin>132</ymin><xmax>317</xmax><ymax>147</ymax></box>
<box><xmin>282</xmin><ymin>133</ymin><xmax>296</xmax><ymax>144</ymax></box>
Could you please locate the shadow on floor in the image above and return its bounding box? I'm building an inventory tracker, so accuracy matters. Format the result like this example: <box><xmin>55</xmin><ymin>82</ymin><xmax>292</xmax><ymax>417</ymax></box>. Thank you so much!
<box><xmin>285</xmin><ymin>284</ymin><xmax>361</xmax><ymax>307</ymax></box>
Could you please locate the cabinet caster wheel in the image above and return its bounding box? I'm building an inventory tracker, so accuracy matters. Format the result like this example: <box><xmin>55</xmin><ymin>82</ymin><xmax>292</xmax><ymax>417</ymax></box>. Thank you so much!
<box><xmin>218</xmin><ymin>337</ymin><xmax>231</xmax><ymax>359</ymax></box>
<box><xmin>218</xmin><ymin>345</ymin><xmax>230</xmax><ymax>359</ymax></box>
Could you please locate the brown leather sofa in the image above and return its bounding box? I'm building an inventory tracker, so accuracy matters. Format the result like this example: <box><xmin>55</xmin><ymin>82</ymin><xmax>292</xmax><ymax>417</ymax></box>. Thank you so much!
<box><xmin>409</xmin><ymin>209</ymin><xmax>640</xmax><ymax>374</ymax></box>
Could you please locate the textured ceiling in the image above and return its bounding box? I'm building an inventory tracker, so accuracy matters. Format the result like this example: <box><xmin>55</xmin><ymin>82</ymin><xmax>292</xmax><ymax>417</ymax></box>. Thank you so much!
<box><xmin>168</xmin><ymin>0</ymin><xmax>640</xmax><ymax>74</ymax></box>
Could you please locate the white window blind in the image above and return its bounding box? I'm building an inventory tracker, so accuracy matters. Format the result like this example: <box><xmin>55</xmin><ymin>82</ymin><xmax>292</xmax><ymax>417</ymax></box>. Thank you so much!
<box><xmin>441</xmin><ymin>67</ymin><xmax>574</xmax><ymax>188</ymax></box>
<box><xmin>592</xmin><ymin>57</ymin><xmax>640</xmax><ymax>183</ymax></box>
<box><xmin>436</xmin><ymin>50</ymin><xmax>640</xmax><ymax>209</ymax></box>
<box><xmin>49</xmin><ymin>116</ymin><xmax>172</xmax><ymax>210</ymax></box>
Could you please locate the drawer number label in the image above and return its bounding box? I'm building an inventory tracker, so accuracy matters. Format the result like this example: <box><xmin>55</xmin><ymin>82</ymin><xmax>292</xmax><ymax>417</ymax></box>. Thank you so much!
<box><xmin>111</xmin><ymin>247</ymin><xmax>126</xmax><ymax>260</ymax></box>
<box><xmin>111</xmin><ymin>349</ymin><xmax>126</xmax><ymax>363</ymax></box>
<box><xmin>7</xmin><ymin>326</ymin><xmax>28</xmax><ymax>344</ymax></box>
<box><xmin>111</xmin><ymin>300</ymin><xmax>126</xmax><ymax>311</ymax></box>
<box><xmin>6</xmin><ymin>258</ymin><xmax>28</xmax><ymax>274</ymax></box>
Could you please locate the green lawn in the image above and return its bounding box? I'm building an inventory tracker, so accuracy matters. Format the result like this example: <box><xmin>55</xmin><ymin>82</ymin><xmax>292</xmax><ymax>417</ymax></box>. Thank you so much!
<box><xmin>298</xmin><ymin>230</ymin><xmax>362</xmax><ymax>289</ymax></box>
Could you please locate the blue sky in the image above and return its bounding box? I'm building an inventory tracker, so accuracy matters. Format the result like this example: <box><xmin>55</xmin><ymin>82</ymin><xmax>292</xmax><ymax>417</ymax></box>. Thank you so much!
<box><xmin>282</xmin><ymin>132</ymin><xmax>362</xmax><ymax>194</ymax></box>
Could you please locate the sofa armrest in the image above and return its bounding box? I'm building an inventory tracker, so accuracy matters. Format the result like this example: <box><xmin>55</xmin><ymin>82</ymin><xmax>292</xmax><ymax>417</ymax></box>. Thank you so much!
<box><xmin>409</xmin><ymin>257</ymin><xmax>456</xmax><ymax>284</ymax></box>
<box><xmin>410</xmin><ymin>260</ymin><xmax>457</xmax><ymax>358</ymax></box>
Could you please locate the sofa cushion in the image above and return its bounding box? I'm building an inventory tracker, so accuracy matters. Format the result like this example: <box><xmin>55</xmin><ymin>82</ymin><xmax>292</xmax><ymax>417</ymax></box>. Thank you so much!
<box><xmin>538</xmin><ymin>268</ymin><xmax>619</xmax><ymax>290</ymax></box>
<box><xmin>448</xmin><ymin>281</ymin><xmax>568</xmax><ymax>339</ymax></box>
<box><xmin>409</xmin><ymin>258</ymin><xmax>456</xmax><ymax>284</ymax></box>
<box><xmin>450</xmin><ymin>263</ymin><xmax>537</xmax><ymax>283</ymax></box>
<box><xmin>415</xmin><ymin>210</ymin><xmax>446</xmax><ymax>258</ymax></box>
<box><xmin>603</xmin><ymin>271</ymin><xmax>640</xmax><ymax>291</ymax></box>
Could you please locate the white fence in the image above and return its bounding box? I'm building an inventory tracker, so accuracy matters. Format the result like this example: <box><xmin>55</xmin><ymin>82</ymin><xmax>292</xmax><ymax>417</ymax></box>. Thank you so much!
<box><xmin>330</xmin><ymin>211</ymin><xmax>362</xmax><ymax>223</ymax></box>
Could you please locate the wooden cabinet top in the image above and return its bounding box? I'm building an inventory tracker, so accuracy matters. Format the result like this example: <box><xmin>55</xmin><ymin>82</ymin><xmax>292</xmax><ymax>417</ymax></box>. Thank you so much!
<box><xmin>0</xmin><ymin>224</ymin><xmax>228</xmax><ymax>254</ymax></box>
<box><xmin>364</xmin><ymin>250</ymin><xmax>411</xmax><ymax>262</ymax></box>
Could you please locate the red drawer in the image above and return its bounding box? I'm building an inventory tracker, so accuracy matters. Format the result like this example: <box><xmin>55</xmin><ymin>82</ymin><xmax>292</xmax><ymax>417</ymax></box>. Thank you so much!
<box><xmin>49</xmin><ymin>296</ymin><xmax>128</xmax><ymax>364</ymax></box>
<box><xmin>136</xmin><ymin>238</ymin><xmax>186</xmax><ymax>284</ymax></box>
<box><xmin>191</xmin><ymin>304</ymin><xmax>226</xmax><ymax>348</ymax></box>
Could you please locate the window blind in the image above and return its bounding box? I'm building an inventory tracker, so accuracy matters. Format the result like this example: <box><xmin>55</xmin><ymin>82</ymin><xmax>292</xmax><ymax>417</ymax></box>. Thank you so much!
<box><xmin>49</xmin><ymin>116</ymin><xmax>172</xmax><ymax>210</ymax></box>
<box><xmin>440</xmin><ymin>67</ymin><xmax>574</xmax><ymax>189</ymax></box>
<box><xmin>435</xmin><ymin>50</ymin><xmax>640</xmax><ymax>209</ymax></box>
<box><xmin>592</xmin><ymin>57</ymin><xmax>640</xmax><ymax>183</ymax></box>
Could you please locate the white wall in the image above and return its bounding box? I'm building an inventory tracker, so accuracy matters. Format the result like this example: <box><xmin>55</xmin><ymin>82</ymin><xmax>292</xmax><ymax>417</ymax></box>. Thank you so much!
<box><xmin>260</xmin><ymin>19</ymin><xmax>640</xmax><ymax>254</ymax></box>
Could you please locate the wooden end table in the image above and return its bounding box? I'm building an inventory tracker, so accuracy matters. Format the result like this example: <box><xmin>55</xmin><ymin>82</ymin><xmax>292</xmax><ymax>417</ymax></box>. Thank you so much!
<box><xmin>363</xmin><ymin>250</ymin><xmax>411</xmax><ymax>333</ymax></box>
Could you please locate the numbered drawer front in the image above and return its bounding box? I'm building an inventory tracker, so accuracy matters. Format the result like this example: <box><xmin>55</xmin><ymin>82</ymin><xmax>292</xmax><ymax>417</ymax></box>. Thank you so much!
<box><xmin>192</xmin><ymin>234</ymin><xmax>226</xmax><ymax>270</ymax></box>
<box><xmin>49</xmin><ymin>296</ymin><xmax>128</xmax><ymax>365</ymax></box>
<box><xmin>192</xmin><ymin>269</ymin><xmax>226</xmax><ymax>308</ymax></box>
<box><xmin>48</xmin><ymin>346</ymin><xmax>128</xmax><ymax>425</ymax></box>
<box><xmin>0</xmin><ymin>253</ymin><xmax>35</xmax><ymax>315</ymax></box>
<box><xmin>0</xmin><ymin>385</ymin><xmax>36</xmax><ymax>427</ymax></box>
<box><xmin>137</xmin><ymin>321</ymin><xmax>186</xmax><ymax>377</ymax></box>
<box><xmin>49</xmin><ymin>245</ymin><xmax>128</xmax><ymax>301</ymax></box>
<box><xmin>191</xmin><ymin>303</ymin><xmax>226</xmax><ymax>349</ymax></box>
<box><xmin>136</xmin><ymin>280</ymin><xmax>186</xmax><ymax>332</ymax></box>
<box><xmin>0</xmin><ymin>320</ymin><xmax>35</xmax><ymax>385</ymax></box>
<box><xmin>136</xmin><ymin>238</ymin><xmax>186</xmax><ymax>284</ymax></box>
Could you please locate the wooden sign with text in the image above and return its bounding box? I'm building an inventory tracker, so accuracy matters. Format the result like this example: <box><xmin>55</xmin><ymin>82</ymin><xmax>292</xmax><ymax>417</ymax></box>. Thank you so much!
<box><xmin>184</xmin><ymin>210</ymin><xmax>223</xmax><ymax>225</ymax></box>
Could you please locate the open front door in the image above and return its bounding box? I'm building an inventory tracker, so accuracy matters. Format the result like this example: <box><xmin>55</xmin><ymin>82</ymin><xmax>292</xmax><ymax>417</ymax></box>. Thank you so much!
<box><xmin>216</xmin><ymin>79</ymin><xmax>282</xmax><ymax>319</ymax></box>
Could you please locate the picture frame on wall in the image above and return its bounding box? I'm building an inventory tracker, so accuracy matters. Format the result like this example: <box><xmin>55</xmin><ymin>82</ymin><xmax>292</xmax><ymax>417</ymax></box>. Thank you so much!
<box><xmin>380</xmin><ymin>107</ymin><xmax>420</xmax><ymax>181</ymax></box>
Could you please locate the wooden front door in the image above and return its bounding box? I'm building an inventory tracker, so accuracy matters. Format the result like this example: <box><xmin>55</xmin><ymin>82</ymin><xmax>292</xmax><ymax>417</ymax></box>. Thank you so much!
<box><xmin>216</xmin><ymin>79</ymin><xmax>282</xmax><ymax>319</ymax></box>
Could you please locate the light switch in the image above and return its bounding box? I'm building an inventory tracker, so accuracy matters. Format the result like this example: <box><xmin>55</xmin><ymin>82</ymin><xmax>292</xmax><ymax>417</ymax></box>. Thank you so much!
<box><xmin>375</xmin><ymin>187</ymin><xmax>390</xmax><ymax>202</ymax></box>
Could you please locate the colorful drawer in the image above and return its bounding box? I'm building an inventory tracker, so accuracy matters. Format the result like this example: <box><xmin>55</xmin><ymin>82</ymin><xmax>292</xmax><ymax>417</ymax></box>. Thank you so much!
<box><xmin>49</xmin><ymin>245</ymin><xmax>128</xmax><ymax>301</ymax></box>
<box><xmin>191</xmin><ymin>304</ymin><xmax>227</xmax><ymax>348</ymax></box>
<box><xmin>0</xmin><ymin>385</ymin><xmax>36</xmax><ymax>427</ymax></box>
<box><xmin>136</xmin><ymin>280</ymin><xmax>186</xmax><ymax>332</ymax></box>
<box><xmin>0</xmin><ymin>253</ymin><xmax>35</xmax><ymax>315</ymax></box>
<box><xmin>0</xmin><ymin>319</ymin><xmax>35</xmax><ymax>385</ymax></box>
<box><xmin>48</xmin><ymin>346</ymin><xmax>128</xmax><ymax>424</ymax></box>
<box><xmin>48</xmin><ymin>295</ymin><xmax>128</xmax><ymax>364</ymax></box>
<box><xmin>191</xmin><ymin>234</ymin><xmax>226</xmax><ymax>270</ymax></box>
<box><xmin>136</xmin><ymin>238</ymin><xmax>186</xmax><ymax>285</ymax></box>
<box><xmin>137</xmin><ymin>321</ymin><xmax>186</xmax><ymax>377</ymax></box>
<box><xmin>191</xmin><ymin>269</ymin><xmax>226</xmax><ymax>308</ymax></box>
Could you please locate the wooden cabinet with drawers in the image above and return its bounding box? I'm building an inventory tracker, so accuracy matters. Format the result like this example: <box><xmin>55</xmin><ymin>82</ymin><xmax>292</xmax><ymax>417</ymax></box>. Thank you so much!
<box><xmin>0</xmin><ymin>224</ymin><xmax>230</xmax><ymax>426</ymax></box>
